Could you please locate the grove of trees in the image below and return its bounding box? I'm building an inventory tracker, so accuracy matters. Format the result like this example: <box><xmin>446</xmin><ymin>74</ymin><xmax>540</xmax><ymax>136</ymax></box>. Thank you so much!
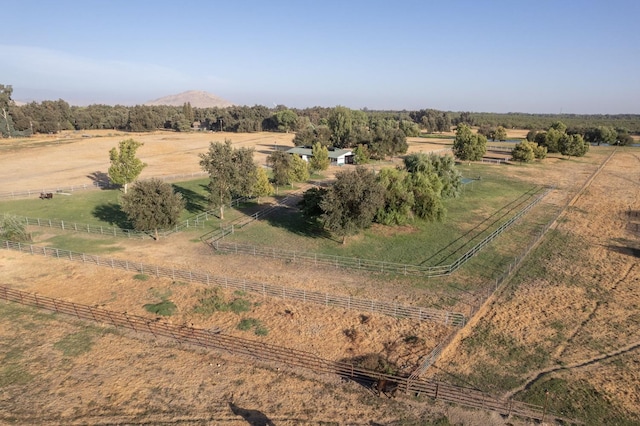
<box><xmin>300</xmin><ymin>153</ymin><xmax>462</xmax><ymax>243</ymax></box>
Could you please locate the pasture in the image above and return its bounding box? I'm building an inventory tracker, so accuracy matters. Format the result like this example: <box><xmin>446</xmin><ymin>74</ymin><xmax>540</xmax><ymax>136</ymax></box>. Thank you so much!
<box><xmin>0</xmin><ymin>129</ymin><xmax>638</xmax><ymax>424</ymax></box>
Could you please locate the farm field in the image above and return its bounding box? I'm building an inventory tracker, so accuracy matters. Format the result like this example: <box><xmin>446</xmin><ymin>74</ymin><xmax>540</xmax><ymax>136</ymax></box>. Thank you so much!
<box><xmin>0</xmin><ymin>129</ymin><xmax>639</xmax><ymax>424</ymax></box>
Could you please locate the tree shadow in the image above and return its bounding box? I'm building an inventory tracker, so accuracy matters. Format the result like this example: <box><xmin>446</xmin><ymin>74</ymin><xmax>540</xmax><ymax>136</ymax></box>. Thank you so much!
<box><xmin>92</xmin><ymin>203</ymin><xmax>131</xmax><ymax>228</ymax></box>
<box><xmin>260</xmin><ymin>204</ymin><xmax>332</xmax><ymax>240</ymax></box>
<box><xmin>86</xmin><ymin>171</ymin><xmax>112</xmax><ymax>189</ymax></box>
<box><xmin>607</xmin><ymin>244</ymin><xmax>640</xmax><ymax>258</ymax></box>
<box><xmin>228</xmin><ymin>401</ymin><xmax>275</xmax><ymax>426</ymax></box>
<box><xmin>171</xmin><ymin>183</ymin><xmax>208</xmax><ymax>214</ymax></box>
<box><xmin>337</xmin><ymin>352</ymin><xmax>405</xmax><ymax>397</ymax></box>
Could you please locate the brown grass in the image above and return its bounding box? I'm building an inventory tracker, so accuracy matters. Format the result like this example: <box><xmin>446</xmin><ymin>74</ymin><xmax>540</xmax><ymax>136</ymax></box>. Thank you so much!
<box><xmin>1</xmin><ymin>130</ymin><xmax>639</xmax><ymax>423</ymax></box>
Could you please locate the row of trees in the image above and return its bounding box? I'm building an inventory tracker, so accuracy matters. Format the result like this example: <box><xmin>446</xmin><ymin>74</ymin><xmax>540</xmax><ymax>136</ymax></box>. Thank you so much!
<box><xmin>107</xmin><ymin>136</ymin><xmax>462</xmax><ymax>244</ymax></box>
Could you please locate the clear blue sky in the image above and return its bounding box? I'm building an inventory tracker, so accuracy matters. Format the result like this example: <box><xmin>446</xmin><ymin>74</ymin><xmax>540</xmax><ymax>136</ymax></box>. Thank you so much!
<box><xmin>2</xmin><ymin>0</ymin><xmax>639</xmax><ymax>113</ymax></box>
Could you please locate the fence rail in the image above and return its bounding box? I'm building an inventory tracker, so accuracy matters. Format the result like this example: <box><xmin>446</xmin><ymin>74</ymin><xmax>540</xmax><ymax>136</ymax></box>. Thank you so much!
<box><xmin>0</xmin><ymin>171</ymin><xmax>210</xmax><ymax>200</ymax></box>
<box><xmin>0</xmin><ymin>240</ymin><xmax>465</xmax><ymax>327</ymax></box>
<box><xmin>210</xmin><ymin>187</ymin><xmax>552</xmax><ymax>278</ymax></box>
<box><xmin>0</xmin><ymin>284</ymin><xmax>560</xmax><ymax>423</ymax></box>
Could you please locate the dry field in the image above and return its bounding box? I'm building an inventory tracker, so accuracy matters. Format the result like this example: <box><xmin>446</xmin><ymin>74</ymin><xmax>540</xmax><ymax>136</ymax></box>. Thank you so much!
<box><xmin>436</xmin><ymin>148</ymin><xmax>640</xmax><ymax>423</ymax></box>
<box><xmin>1</xmin><ymin>129</ymin><xmax>638</xmax><ymax>424</ymax></box>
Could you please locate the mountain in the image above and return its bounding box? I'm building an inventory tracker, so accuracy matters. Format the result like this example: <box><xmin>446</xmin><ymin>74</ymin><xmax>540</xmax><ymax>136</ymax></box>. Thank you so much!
<box><xmin>145</xmin><ymin>90</ymin><xmax>234</xmax><ymax>108</ymax></box>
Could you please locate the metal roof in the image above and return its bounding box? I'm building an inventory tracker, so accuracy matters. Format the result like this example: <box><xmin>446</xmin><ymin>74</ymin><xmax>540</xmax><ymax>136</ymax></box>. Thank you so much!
<box><xmin>286</xmin><ymin>147</ymin><xmax>353</xmax><ymax>159</ymax></box>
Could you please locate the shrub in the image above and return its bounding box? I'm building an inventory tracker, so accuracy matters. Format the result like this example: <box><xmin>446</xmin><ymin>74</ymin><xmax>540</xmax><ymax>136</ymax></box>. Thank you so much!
<box><xmin>144</xmin><ymin>300</ymin><xmax>176</xmax><ymax>316</ymax></box>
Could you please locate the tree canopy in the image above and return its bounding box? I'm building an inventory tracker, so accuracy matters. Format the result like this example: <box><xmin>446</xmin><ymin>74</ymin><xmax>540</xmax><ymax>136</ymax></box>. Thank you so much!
<box><xmin>453</xmin><ymin>124</ymin><xmax>487</xmax><ymax>161</ymax></box>
<box><xmin>267</xmin><ymin>150</ymin><xmax>293</xmax><ymax>190</ymax></box>
<box><xmin>120</xmin><ymin>179</ymin><xmax>185</xmax><ymax>240</ymax></box>
<box><xmin>309</xmin><ymin>142</ymin><xmax>330</xmax><ymax>172</ymax></box>
<box><xmin>319</xmin><ymin>167</ymin><xmax>385</xmax><ymax>244</ymax></box>
<box><xmin>199</xmin><ymin>139</ymin><xmax>257</xmax><ymax>219</ymax></box>
<box><xmin>108</xmin><ymin>139</ymin><xmax>147</xmax><ymax>194</ymax></box>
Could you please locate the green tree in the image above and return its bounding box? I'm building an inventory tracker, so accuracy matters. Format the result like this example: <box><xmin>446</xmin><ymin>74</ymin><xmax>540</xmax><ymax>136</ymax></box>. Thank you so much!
<box><xmin>199</xmin><ymin>140</ymin><xmax>257</xmax><ymax>219</ymax></box>
<box><xmin>0</xmin><ymin>214</ymin><xmax>30</xmax><ymax>242</ymax></box>
<box><xmin>267</xmin><ymin>150</ymin><xmax>292</xmax><ymax>191</ymax></box>
<box><xmin>559</xmin><ymin>134</ymin><xmax>589</xmax><ymax>158</ymax></box>
<box><xmin>309</xmin><ymin>142</ymin><xmax>330</xmax><ymax>172</ymax></box>
<box><xmin>409</xmin><ymin>170</ymin><xmax>445</xmax><ymax>222</ymax></box>
<box><xmin>289</xmin><ymin>154</ymin><xmax>310</xmax><ymax>185</ymax></box>
<box><xmin>511</xmin><ymin>141</ymin><xmax>535</xmax><ymax>163</ymax></box>
<box><xmin>320</xmin><ymin>167</ymin><xmax>385</xmax><ymax>244</ymax></box>
<box><xmin>493</xmin><ymin>126</ymin><xmax>508</xmax><ymax>141</ymax></box>
<box><xmin>0</xmin><ymin>84</ymin><xmax>14</xmax><ymax>137</ymax></box>
<box><xmin>120</xmin><ymin>179</ymin><xmax>185</xmax><ymax>240</ymax></box>
<box><xmin>353</xmin><ymin>144</ymin><xmax>371</xmax><ymax>164</ymax></box>
<box><xmin>375</xmin><ymin>167</ymin><xmax>414</xmax><ymax>225</ymax></box>
<box><xmin>328</xmin><ymin>106</ymin><xmax>353</xmax><ymax>148</ymax></box>
<box><xmin>273</xmin><ymin>109</ymin><xmax>299</xmax><ymax>133</ymax></box>
<box><xmin>251</xmin><ymin>167</ymin><xmax>274</xmax><ymax>202</ymax></box>
<box><xmin>108</xmin><ymin>139</ymin><xmax>147</xmax><ymax>194</ymax></box>
<box><xmin>453</xmin><ymin>124</ymin><xmax>487</xmax><ymax>161</ymax></box>
<box><xmin>399</xmin><ymin>119</ymin><xmax>421</xmax><ymax>137</ymax></box>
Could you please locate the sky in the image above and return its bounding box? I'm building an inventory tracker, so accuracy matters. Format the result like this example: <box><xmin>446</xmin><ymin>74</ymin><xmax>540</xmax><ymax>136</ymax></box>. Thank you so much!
<box><xmin>1</xmin><ymin>0</ymin><xmax>639</xmax><ymax>113</ymax></box>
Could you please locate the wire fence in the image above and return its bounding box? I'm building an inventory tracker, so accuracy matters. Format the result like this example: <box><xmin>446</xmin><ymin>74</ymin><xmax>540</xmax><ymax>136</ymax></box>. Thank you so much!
<box><xmin>0</xmin><ymin>284</ymin><xmax>565</xmax><ymax>423</ymax></box>
<box><xmin>208</xmin><ymin>187</ymin><xmax>553</xmax><ymax>278</ymax></box>
<box><xmin>410</xmin><ymin>148</ymin><xmax>619</xmax><ymax>378</ymax></box>
<box><xmin>0</xmin><ymin>240</ymin><xmax>465</xmax><ymax>327</ymax></box>
<box><xmin>0</xmin><ymin>171</ymin><xmax>210</xmax><ymax>200</ymax></box>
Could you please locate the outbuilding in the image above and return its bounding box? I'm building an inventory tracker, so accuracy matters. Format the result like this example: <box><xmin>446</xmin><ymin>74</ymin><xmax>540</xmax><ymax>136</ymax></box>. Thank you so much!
<box><xmin>286</xmin><ymin>146</ymin><xmax>354</xmax><ymax>166</ymax></box>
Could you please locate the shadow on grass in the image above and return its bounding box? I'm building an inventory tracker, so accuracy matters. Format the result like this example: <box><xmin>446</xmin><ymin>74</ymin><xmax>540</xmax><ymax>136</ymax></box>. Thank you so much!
<box><xmin>172</xmin><ymin>183</ymin><xmax>208</xmax><ymax>214</ymax></box>
<box><xmin>261</xmin><ymin>205</ymin><xmax>333</xmax><ymax>240</ymax></box>
<box><xmin>86</xmin><ymin>171</ymin><xmax>113</xmax><ymax>190</ymax></box>
<box><xmin>92</xmin><ymin>203</ymin><xmax>131</xmax><ymax>228</ymax></box>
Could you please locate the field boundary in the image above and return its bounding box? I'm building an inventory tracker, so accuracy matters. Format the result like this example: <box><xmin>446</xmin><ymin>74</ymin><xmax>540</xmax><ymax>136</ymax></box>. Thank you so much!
<box><xmin>0</xmin><ymin>240</ymin><xmax>465</xmax><ymax>327</ymax></box>
<box><xmin>207</xmin><ymin>186</ymin><xmax>553</xmax><ymax>277</ymax></box>
<box><xmin>0</xmin><ymin>284</ymin><xmax>567</xmax><ymax>423</ymax></box>
<box><xmin>0</xmin><ymin>171</ymin><xmax>209</xmax><ymax>200</ymax></box>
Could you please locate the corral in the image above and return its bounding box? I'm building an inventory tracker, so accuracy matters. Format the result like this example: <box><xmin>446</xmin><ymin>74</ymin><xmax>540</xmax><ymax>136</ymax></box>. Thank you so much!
<box><xmin>0</xmin><ymin>130</ymin><xmax>638</xmax><ymax>424</ymax></box>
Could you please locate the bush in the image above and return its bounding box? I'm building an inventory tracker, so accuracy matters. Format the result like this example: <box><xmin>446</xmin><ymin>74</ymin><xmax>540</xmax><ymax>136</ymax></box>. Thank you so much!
<box><xmin>143</xmin><ymin>300</ymin><xmax>176</xmax><ymax>316</ymax></box>
<box><xmin>0</xmin><ymin>214</ymin><xmax>31</xmax><ymax>242</ymax></box>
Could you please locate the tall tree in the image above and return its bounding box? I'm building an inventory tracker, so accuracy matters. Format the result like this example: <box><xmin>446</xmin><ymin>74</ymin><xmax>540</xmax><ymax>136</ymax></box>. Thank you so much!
<box><xmin>289</xmin><ymin>153</ymin><xmax>310</xmax><ymax>185</ymax></box>
<box><xmin>375</xmin><ymin>167</ymin><xmax>414</xmax><ymax>225</ymax></box>
<box><xmin>320</xmin><ymin>167</ymin><xmax>385</xmax><ymax>244</ymax></box>
<box><xmin>199</xmin><ymin>139</ymin><xmax>256</xmax><ymax>219</ymax></box>
<box><xmin>267</xmin><ymin>150</ymin><xmax>292</xmax><ymax>191</ymax></box>
<box><xmin>493</xmin><ymin>126</ymin><xmax>508</xmax><ymax>141</ymax></box>
<box><xmin>309</xmin><ymin>142</ymin><xmax>330</xmax><ymax>172</ymax></box>
<box><xmin>120</xmin><ymin>179</ymin><xmax>185</xmax><ymax>240</ymax></box>
<box><xmin>108</xmin><ymin>139</ymin><xmax>147</xmax><ymax>194</ymax></box>
<box><xmin>559</xmin><ymin>134</ymin><xmax>589</xmax><ymax>158</ymax></box>
<box><xmin>273</xmin><ymin>109</ymin><xmax>299</xmax><ymax>133</ymax></box>
<box><xmin>0</xmin><ymin>84</ymin><xmax>14</xmax><ymax>138</ymax></box>
<box><xmin>328</xmin><ymin>106</ymin><xmax>353</xmax><ymax>148</ymax></box>
<box><xmin>453</xmin><ymin>124</ymin><xmax>487</xmax><ymax>161</ymax></box>
<box><xmin>251</xmin><ymin>167</ymin><xmax>274</xmax><ymax>202</ymax></box>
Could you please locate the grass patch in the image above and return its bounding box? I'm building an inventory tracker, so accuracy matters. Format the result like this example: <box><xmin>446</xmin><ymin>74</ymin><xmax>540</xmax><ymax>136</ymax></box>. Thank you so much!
<box><xmin>222</xmin><ymin>166</ymin><xmax>545</xmax><ymax>267</ymax></box>
<box><xmin>143</xmin><ymin>300</ymin><xmax>177</xmax><ymax>316</ymax></box>
<box><xmin>40</xmin><ymin>233</ymin><xmax>122</xmax><ymax>254</ymax></box>
<box><xmin>237</xmin><ymin>318</ymin><xmax>269</xmax><ymax>336</ymax></box>
<box><xmin>192</xmin><ymin>288</ymin><xmax>252</xmax><ymax>316</ymax></box>
<box><xmin>521</xmin><ymin>377</ymin><xmax>637</xmax><ymax>425</ymax></box>
<box><xmin>133</xmin><ymin>273</ymin><xmax>149</xmax><ymax>281</ymax></box>
<box><xmin>53</xmin><ymin>328</ymin><xmax>102</xmax><ymax>357</ymax></box>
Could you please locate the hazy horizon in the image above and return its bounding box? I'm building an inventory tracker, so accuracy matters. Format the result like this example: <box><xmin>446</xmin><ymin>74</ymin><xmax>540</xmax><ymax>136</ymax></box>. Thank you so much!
<box><xmin>2</xmin><ymin>0</ymin><xmax>639</xmax><ymax>114</ymax></box>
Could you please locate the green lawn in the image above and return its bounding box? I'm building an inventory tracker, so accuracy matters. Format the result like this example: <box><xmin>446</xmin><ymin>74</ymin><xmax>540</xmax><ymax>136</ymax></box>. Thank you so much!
<box><xmin>221</xmin><ymin>164</ymin><xmax>547</xmax><ymax>267</ymax></box>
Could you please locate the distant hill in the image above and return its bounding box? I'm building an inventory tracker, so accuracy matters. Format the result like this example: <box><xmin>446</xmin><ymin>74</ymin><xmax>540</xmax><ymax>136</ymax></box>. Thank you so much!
<box><xmin>145</xmin><ymin>90</ymin><xmax>234</xmax><ymax>108</ymax></box>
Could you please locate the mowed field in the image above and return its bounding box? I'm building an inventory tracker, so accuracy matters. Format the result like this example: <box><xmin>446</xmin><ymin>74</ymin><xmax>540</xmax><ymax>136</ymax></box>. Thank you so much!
<box><xmin>1</xmin><ymin>129</ymin><xmax>639</xmax><ymax>424</ymax></box>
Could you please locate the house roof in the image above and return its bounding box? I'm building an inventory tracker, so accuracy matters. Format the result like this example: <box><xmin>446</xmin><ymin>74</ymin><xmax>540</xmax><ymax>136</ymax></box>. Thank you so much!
<box><xmin>286</xmin><ymin>147</ymin><xmax>353</xmax><ymax>159</ymax></box>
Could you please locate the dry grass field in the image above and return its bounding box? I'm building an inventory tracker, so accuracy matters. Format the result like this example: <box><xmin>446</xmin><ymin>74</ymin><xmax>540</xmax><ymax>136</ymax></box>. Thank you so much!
<box><xmin>1</xmin><ymin>129</ymin><xmax>639</xmax><ymax>424</ymax></box>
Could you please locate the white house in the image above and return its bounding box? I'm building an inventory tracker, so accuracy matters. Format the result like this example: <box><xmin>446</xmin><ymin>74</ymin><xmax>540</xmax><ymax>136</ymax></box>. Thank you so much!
<box><xmin>286</xmin><ymin>146</ymin><xmax>354</xmax><ymax>166</ymax></box>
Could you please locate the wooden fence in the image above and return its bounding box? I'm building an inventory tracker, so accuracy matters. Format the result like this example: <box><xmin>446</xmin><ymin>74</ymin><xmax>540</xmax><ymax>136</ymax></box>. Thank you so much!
<box><xmin>0</xmin><ymin>240</ymin><xmax>465</xmax><ymax>327</ymax></box>
<box><xmin>0</xmin><ymin>285</ymin><xmax>560</xmax><ymax>423</ymax></box>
